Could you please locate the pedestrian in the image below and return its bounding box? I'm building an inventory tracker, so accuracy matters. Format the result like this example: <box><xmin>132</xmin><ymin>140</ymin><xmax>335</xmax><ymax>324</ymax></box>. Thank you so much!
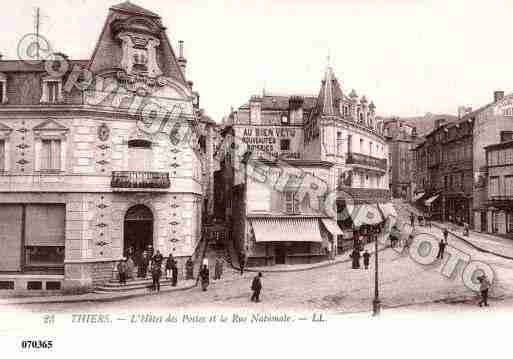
<box><xmin>151</xmin><ymin>260</ymin><xmax>162</xmax><ymax>292</ymax></box>
<box><xmin>152</xmin><ymin>250</ymin><xmax>164</xmax><ymax>268</ymax></box>
<box><xmin>126</xmin><ymin>255</ymin><xmax>135</xmax><ymax>280</ymax></box>
<box><xmin>410</xmin><ymin>212</ymin><xmax>415</xmax><ymax>229</ymax></box>
<box><xmin>463</xmin><ymin>222</ymin><xmax>469</xmax><ymax>236</ymax></box>
<box><xmin>251</xmin><ymin>272</ymin><xmax>263</xmax><ymax>302</ymax></box>
<box><xmin>171</xmin><ymin>261</ymin><xmax>178</xmax><ymax>287</ymax></box>
<box><xmin>437</xmin><ymin>239</ymin><xmax>447</xmax><ymax>259</ymax></box>
<box><xmin>165</xmin><ymin>253</ymin><xmax>174</xmax><ymax>279</ymax></box>
<box><xmin>138</xmin><ymin>250</ymin><xmax>149</xmax><ymax>278</ymax></box>
<box><xmin>185</xmin><ymin>257</ymin><xmax>194</xmax><ymax>280</ymax></box>
<box><xmin>363</xmin><ymin>250</ymin><xmax>370</xmax><ymax>269</ymax></box>
<box><xmin>350</xmin><ymin>249</ymin><xmax>361</xmax><ymax>269</ymax></box>
<box><xmin>214</xmin><ymin>257</ymin><xmax>223</xmax><ymax>280</ymax></box>
<box><xmin>117</xmin><ymin>258</ymin><xmax>128</xmax><ymax>285</ymax></box>
<box><xmin>443</xmin><ymin>227</ymin><xmax>449</xmax><ymax>242</ymax></box>
<box><xmin>418</xmin><ymin>214</ymin><xmax>423</xmax><ymax>227</ymax></box>
<box><xmin>405</xmin><ymin>233</ymin><xmax>413</xmax><ymax>250</ymax></box>
<box><xmin>239</xmin><ymin>252</ymin><xmax>246</xmax><ymax>275</ymax></box>
<box><xmin>478</xmin><ymin>274</ymin><xmax>491</xmax><ymax>307</ymax></box>
<box><xmin>199</xmin><ymin>264</ymin><xmax>210</xmax><ymax>291</ymax></box>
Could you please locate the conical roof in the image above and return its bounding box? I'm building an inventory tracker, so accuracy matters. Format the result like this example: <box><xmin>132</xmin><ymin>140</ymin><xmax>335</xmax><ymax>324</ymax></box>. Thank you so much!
<box><xmin>315</xmin><ymin>66</ymin><xmax>344</xmax><ymax>116</ymax></box>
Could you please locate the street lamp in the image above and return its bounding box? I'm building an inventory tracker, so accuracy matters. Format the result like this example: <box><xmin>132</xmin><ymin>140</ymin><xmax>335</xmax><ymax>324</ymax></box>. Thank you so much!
<box><xmin>372</xmin><ymin>223</ymin><xmax>381</xmax><ymax>316</ymax></box>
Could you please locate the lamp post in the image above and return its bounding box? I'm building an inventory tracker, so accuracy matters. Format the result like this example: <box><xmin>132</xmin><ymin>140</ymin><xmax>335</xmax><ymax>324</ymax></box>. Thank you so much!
<box><xmin>372</xmin><ymin>223</ymin><xmax>380</xmax><ymax>316</ymax></box>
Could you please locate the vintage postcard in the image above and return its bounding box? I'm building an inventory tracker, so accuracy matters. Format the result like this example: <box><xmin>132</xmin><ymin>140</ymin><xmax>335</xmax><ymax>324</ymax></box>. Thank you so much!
<box><xmin>1</xmin><ymin>0</ymin><xmax>512</xmax><ymax>356</ymax></box>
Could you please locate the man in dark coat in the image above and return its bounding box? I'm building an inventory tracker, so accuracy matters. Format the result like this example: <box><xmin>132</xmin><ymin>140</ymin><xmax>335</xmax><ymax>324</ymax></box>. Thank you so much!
<box><xmin>185</xmin><ymin>257</ymin><xmax>194</xmax><ymax>280</ymax></box>
<box><xmin>437</xmin><ymin>239</ymin><xmax>447</xmax><ymax>259</ymax></box>
<box><xmin>199</xmin><ymin>264</ymin><xmax>210</xmax><ymax>291</ymax></box>
<box><xmin>251</xmin><ymin>272</ymin><xmax>263</xmax><ymax>302</ymax></box>
<box><xmin>410</xmin><ymin>212</ymin><xmax>415</xmax><ymax>229</ymax></box>
<box><xmin>117</xmin><ymin>258</ymin><xmax>128</xmax><ymax>285</ymax></box>
<box><xmin>151</xmin><ymin>260</ymin><xmax>162</xmax><ymax>292</ymax></box>
<box><xmin>138</xmin><ymin>250</ymin><xmax>149</xmax><ymax>278</ymax></box>
<box><xmin>363</xmin><ymin>250</ymin><xmax>370</xmax><ymax>269</ymax></box>
<box><xmin>171</xmin><ymin>258</ymin><xmax>178</xmax><ymax>287</ymax></box>
<box><xmin>214</xmin><ymin>258</ymin><xmax>224</xmax><ymax>280</ymax></box>
<box><xmin>239</xmin><ymin>252</ymin><xmax>246</xmax><ymax>275</ymax></box>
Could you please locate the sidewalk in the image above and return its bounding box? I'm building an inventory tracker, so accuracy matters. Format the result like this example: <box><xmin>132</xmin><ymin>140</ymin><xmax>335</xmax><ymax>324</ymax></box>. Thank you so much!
<box><xmin>432</xmin><ymin>221</ymin><xmax>513</xmax><ymax>260</ymax></box>
<box><xmin>242</xmin><ymin>242</ymin><xmax>385</xmax><ymax>273</ymax></box>
<box><xmin>0</xmin><ymin>279</ymin><xmax>197</xmax><ymax>306</ymax></box>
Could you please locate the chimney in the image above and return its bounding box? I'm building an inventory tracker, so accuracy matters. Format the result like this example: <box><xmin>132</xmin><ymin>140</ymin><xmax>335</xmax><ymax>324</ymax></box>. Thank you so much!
<box><xmin>435</xmin><ymin>118</ymin><xmax>446</xmax><ymax>128</ymax></box>
<box><xmin>289</xmin><ymin>96</ymin><xmax>304</xmax><ymax>124</ymax></box>
<box><xmin>494</xmin><ymin>90</ymin><xmax>505</xmax><ymax>103</ymax></box>
<box><xmin>249</xmin><ymin>96</ymin><xmax>262</xmax><ymax>124</ymax></box>
<box><xmin>177</xmin><ymin>40</ymin><xmax>187</xmax><ymax>78</ymax></box>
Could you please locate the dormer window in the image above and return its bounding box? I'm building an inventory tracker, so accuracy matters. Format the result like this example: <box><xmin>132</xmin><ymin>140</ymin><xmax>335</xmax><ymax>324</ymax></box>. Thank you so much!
<box><xmin>0</xmin><ymin>72</ymin><xmax>7</xmax><ymax>104</ymax></box>
<box><xmin>40</xmin><ymin>77</ymin><xmax>63</xmax><ymax>104</ymax></box>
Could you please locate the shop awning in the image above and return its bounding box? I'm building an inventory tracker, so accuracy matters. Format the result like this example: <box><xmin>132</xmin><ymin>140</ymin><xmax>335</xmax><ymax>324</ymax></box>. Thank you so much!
<box><xmin>378</xmin><ymin>202</ymin><xmax>398</xmax><ymax>218</ymax></box>
<box><xmin>424</xmin><ymin>195</ymin><xmax>440</xmax><ymax>206</ymax></box>
<box><xmin>249</xmin><ymin>217</ymin><xmax>323</xmax><ymax>243</ymax></box>
<box><xmin>321</xmin><ymin>218</ymin><xmax>343</xmax><ymax>236</ymax></box>
<box><xmin>413</xmin><ymin>192</ymin><xmax>425</xmax><ymax>202</ymax></box>
<box><xmin>346</xmin><ymin>204</ymin><xmax>384</xmax><ymax>227</ymax></box>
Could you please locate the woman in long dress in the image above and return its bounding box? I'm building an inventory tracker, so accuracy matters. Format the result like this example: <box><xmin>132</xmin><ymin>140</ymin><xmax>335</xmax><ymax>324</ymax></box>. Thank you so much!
<box><xmin>199</xmin><ymin>264</ymin><xmax>209</xmax><ymax>291</ymax></box>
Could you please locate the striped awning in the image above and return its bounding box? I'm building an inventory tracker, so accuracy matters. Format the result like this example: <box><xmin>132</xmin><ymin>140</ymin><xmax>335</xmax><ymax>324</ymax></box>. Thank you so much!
<box><xmin>249</xmin><ymin>217</ymin><xmax>323</xmax><ymax>243</ymax></box>
<box><xmin>321</xmin><ymin>218</ymin><xmax>343</xmax><ymax>236</ymax></box>
<box><xmin>425</xmin><ymin>194</ymin><xmax>440</xmax><ymax>206</ymax></box>
<box><xmin>347</xmin><ymin>204</ymin><xmax>384</xmax><ymax>227</ymax></box>
<box><xmin>378</xmin><ymin>202</ymin><xmax>398</xmax><ymax>218</ymax></box>
<box><xmin>413</xmin><ymin>192</ymin><xmax>425</xmax><ymax>202</ymax></box>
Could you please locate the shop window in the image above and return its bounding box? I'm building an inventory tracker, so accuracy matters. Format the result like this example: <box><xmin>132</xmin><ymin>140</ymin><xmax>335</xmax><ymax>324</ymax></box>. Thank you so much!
<box><xmin>27</xmin><ymin>281</ymin><xmax>43</xmax><ymax>290</ymax></box>
<box><xmin>0</xmin><ymin>281</ymin><xmax>14</xmax><ymax>290</ymax></box>
<box><xmin>46</xmin><ymin>281</ymin><xmax>61</xmax><ymax>290</ymax></box>
<box><xmin>41</xmin><ymin>139</ymin><xmax>62</xmax><ymax>172</ymax></box>
<box><xmin>280</xmin><ymin>139</ymin><xmax>290</xmax><ymax>151</ymax></box>
<box><xmin>24</xmin><ymin>204</ymin><xmax>65</xmax><ymax>269</ymax></box>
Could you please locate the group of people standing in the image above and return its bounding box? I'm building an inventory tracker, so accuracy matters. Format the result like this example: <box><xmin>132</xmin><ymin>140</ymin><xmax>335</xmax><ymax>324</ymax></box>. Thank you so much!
<box><xmin>199</xmin><ymin>257</ymin><xmax>225</xmax><ymax>291</ymax></box>
<box><xmin>116</xmin><ymin>247</ymin><xmax>197</xmax><ymax>292</ymax></box>
<box><xmin>350</xmin><ymin>248</ymin><xmax>371</xmax><ymax>270</ymax></box>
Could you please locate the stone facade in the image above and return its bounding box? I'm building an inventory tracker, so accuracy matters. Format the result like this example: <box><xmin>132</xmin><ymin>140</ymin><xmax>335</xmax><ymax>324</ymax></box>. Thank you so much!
<box><xmin>0</xmin><ymin>2</ymin><xmax>214</xmax><ymax>293</ymax></box>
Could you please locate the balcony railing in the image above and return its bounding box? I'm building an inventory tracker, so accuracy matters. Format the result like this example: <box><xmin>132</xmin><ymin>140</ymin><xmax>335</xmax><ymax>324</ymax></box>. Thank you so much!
<box><xmin>111</xmin><ymin>171</ymin><xmax>170</xmax><ymax>189</ymax></box>
<box><xmin>346</xmin><ymin>152</ymin><xmax>387</xmax><ymax>171</ymax></box>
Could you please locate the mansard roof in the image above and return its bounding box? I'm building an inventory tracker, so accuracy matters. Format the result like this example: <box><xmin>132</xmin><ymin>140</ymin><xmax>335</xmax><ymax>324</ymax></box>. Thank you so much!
<box><xmin>110</xmin><ymin>1</ymin><xmax>161</xmax><ymax>18</ymax></box>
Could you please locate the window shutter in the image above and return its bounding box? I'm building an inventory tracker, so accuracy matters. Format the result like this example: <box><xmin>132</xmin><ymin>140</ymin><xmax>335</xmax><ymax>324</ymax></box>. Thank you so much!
<box><xmin>0</xmin><ymin>140</ymin><xmax>4</xmax><ymax>171</ymax></box>
<box><xmin>51</xmin><ymin>140</ymin><xmax>61</xmax><ymax>170</ymax></box>
<box><xmin>41</xmin><ymin>140</ymin><xmax>50</xmax><ymax>170</ymax></box>
<box><xmin>25</xmin><ymin>204</ymin><xmax>65</xmax><ymax>246</ymax></box>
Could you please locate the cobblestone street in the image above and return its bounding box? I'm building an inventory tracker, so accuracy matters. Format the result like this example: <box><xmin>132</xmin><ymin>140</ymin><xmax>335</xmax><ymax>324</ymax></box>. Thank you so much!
<box><xmin>10</xmin><ymin>218</ymin><xmax>513</xmax><ymax>314</ymax></box>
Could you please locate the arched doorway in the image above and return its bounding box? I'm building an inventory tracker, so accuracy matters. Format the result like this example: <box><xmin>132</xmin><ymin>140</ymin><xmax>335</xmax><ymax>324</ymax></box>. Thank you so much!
<box><xmin>124</xmin><ymin>205</ymin><xmax>153</xmax><ymax>258</ymax></box>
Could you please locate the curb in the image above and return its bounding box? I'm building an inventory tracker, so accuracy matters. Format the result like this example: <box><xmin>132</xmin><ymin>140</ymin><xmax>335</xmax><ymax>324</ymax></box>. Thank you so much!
<box><xmin>231</xmin><ymin>245</ymin><xmax>389</xmax><ymax>274</ymax></box>
<box><xmin>432</xmin><ymin>223</ymin><xmax>513</xmax><ymax>261</ymax></box>
<box><xmin>0</xmin><ymin>282</ymin><xmax>198</xmax><ymax>306</ymax></box>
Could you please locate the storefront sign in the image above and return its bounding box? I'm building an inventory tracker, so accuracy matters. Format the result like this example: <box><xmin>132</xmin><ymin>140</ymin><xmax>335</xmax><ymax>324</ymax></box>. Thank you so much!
<box><xmin>237</xmin><ymin>126</ymin><xmax>301</xmax><ymax>159</ymax></box>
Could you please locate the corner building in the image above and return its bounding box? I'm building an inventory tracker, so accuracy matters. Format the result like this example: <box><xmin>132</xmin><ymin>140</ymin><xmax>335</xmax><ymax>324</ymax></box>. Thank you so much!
<box><xmin>0</xmin><ymin>2</ymin><xmax>213</xmax><ymax>293</ymax></box>
<box><xmin>218</xmin><ymin>65</ymin><xmax>391</xmax><ymax>266</ymax></box>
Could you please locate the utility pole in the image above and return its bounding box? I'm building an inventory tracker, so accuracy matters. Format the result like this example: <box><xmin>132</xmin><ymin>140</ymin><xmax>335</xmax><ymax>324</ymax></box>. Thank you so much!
<box><xmin>35</xmin><ymin>7</ymin><xmax>40</xmax><ymax>60</ymax></box>
<box><xmin>372</xmin><ymin>224</ymin><xmax>380</xmax><ymax>316</ymax></box>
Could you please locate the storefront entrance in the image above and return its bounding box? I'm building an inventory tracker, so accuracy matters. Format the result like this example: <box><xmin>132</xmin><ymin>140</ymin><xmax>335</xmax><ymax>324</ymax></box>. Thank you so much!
<box><xmin>124</xmin><ymin>205</ymin><xmax>153</xmax><ymax>258</ymax></box>
<box><xmin>275</xmin><ymin>245</ymin><xmax>286</xmax><ymax>264</ymax></box>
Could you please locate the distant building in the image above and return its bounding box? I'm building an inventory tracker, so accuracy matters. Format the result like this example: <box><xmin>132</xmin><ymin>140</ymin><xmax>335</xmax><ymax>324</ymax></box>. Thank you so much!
<box><xmin>383</xmin><ymin>118</ymin><xmax>419</xmax><ymax>200</ymax></box>
<box><xmin>473</xmin><ymin>91</ymin><xmax>513</xmax><ymax>231</ymax></box>
<box><xmin>483</xmin><ymin>140</ymin><xmax>513</xmax><ymax>236</ymax></box>
<box><xmin>217</xmin><ymin>65</ymin><xmax>391</xmax><ymax>266</ymax></box>
<box><xmin>412</xmin><ymin>116</ymin><xmax>473</xmax><ymax>224</ymax></box>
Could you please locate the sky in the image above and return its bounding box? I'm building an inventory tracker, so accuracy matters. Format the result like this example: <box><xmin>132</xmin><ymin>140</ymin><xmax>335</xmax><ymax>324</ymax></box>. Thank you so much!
<box><xmin>1</xmin><ymin>0</ymin><xmax>513</xmax><ymax>122</ymax></box>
